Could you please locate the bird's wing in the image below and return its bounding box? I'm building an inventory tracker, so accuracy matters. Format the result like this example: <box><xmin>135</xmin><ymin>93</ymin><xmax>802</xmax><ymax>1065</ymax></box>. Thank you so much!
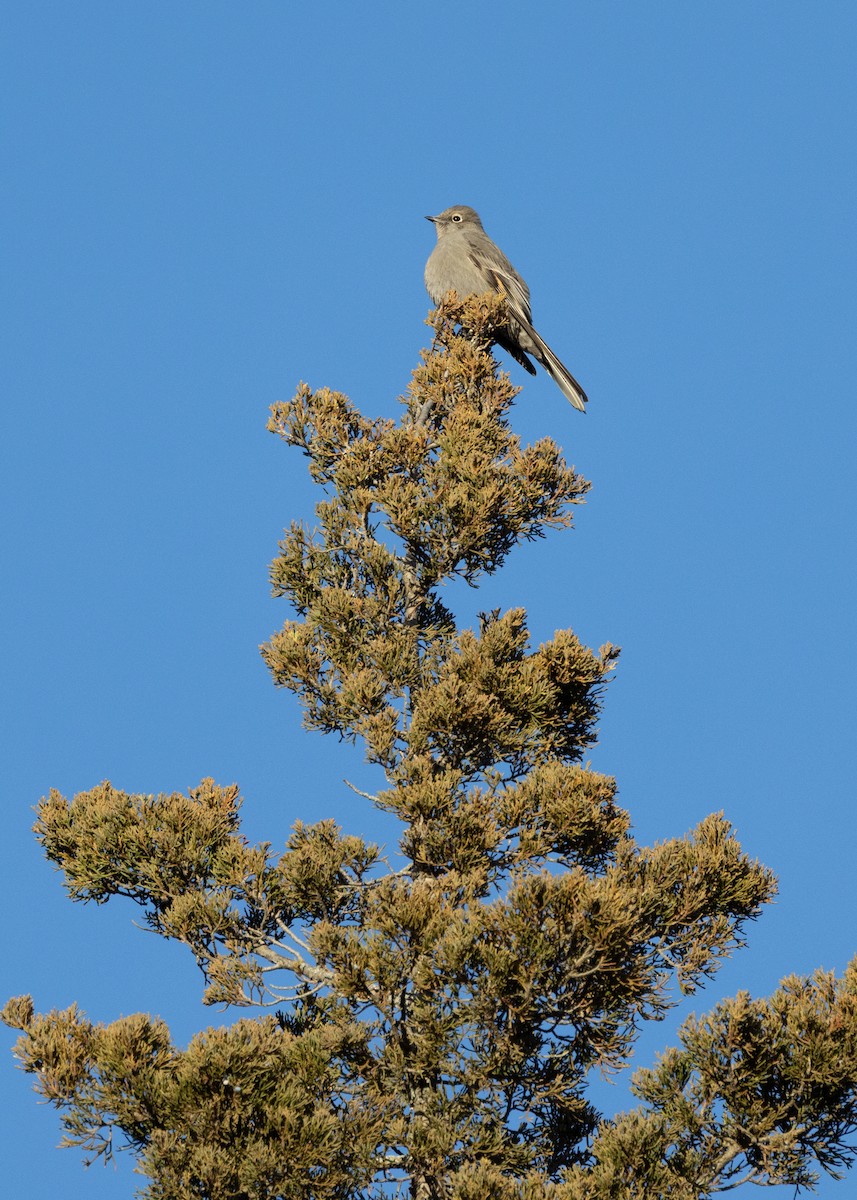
<box><xmin>467</xmin><ymin>244</ymin><xmax>533</xmax><ymax>323</ymax></box>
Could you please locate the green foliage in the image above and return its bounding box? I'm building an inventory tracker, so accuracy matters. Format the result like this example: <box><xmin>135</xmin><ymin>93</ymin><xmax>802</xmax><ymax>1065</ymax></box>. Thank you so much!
<box><xmin>5</xmin><ymin>295</ymin><xmax>857</xmax><ymax>1198</ymax></box>
<box><xmin>1</xmin><ymin>998</ymin><xmax>381</xmax><ymax>1198</ymax></box>
<box><xmin>560</xmin><ymin>963</ymin><xmax>857</xmax><ymax>1197</ymax></box>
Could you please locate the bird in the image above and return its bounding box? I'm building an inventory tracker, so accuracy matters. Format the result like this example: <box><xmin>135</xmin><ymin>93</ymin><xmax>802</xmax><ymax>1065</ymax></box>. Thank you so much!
<box><xmin>424</xmin><ymin>205</ymin><xmax>588</xmax><ymax>412</ymax></box>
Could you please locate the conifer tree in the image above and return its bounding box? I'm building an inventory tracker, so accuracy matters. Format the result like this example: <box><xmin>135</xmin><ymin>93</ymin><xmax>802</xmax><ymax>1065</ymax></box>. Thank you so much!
<box><xmin>4</xmin><ymin>295</ymin><xmax>857</xmax><ymax>1200</ymax></box>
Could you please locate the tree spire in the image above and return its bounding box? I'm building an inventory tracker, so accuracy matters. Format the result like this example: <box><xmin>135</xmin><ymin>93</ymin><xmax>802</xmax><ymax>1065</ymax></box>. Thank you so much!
<box><xmin>5</xmin><ymin>295</ymin><xmax>855</xmax><ymax>1200</ymax></box>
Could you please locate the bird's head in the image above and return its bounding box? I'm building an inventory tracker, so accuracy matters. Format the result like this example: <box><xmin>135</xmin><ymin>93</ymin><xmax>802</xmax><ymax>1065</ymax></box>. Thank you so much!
<box><xmin>425</xmin><ymin>206</ymin><xmax>484</xmax><ymax>237</ymax></box>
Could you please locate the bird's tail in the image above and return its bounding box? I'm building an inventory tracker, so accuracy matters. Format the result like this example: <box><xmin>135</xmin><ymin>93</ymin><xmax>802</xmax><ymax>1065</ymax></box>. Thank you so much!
<box><xmin>518</xmin><ymin>315</ymin><xmax>588</xmax><ymax>412</ymax></box>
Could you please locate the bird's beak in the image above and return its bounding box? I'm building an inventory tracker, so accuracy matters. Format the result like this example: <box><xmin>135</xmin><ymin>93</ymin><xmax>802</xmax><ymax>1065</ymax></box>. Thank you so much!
<box><xmin>425</xmin><ymin>215</ymin><xmax>437</xmax><ymax>224</ymax></box>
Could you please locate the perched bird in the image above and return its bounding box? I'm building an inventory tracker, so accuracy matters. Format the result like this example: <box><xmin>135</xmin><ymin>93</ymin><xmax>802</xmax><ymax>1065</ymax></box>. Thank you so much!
<box><xmin>424</xmin><ymin>205</ymin><xmax>588</xmax><ymax>412</ymax></box>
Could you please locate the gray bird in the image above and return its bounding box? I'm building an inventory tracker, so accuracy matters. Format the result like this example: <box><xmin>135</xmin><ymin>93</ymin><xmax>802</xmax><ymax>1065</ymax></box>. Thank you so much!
<box><xmin>424</xmin><ymin>205</ymin><xmax>588</xmax><ymax>412</ymax></box>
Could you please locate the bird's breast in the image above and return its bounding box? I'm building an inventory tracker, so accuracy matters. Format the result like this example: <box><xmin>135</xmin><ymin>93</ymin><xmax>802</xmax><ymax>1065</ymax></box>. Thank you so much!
<box><xmin>424</xmin><ymin>234</ymin><xmax>487</xmax><ymax>305</ymax></box>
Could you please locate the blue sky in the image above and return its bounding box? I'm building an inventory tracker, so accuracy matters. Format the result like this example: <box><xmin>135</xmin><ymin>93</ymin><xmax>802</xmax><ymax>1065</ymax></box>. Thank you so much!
<box><xmin>2</xmin><ymin>3</ymin><xmax>856</xmax><ymax>1196</ymax></box>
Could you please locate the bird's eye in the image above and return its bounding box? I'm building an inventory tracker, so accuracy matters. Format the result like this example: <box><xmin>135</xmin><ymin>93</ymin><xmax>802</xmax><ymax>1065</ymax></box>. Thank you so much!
<box><xmin>452</xmin><ymin>213</ymin><xmax>462</xmax><ymax>222</ymax></box>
